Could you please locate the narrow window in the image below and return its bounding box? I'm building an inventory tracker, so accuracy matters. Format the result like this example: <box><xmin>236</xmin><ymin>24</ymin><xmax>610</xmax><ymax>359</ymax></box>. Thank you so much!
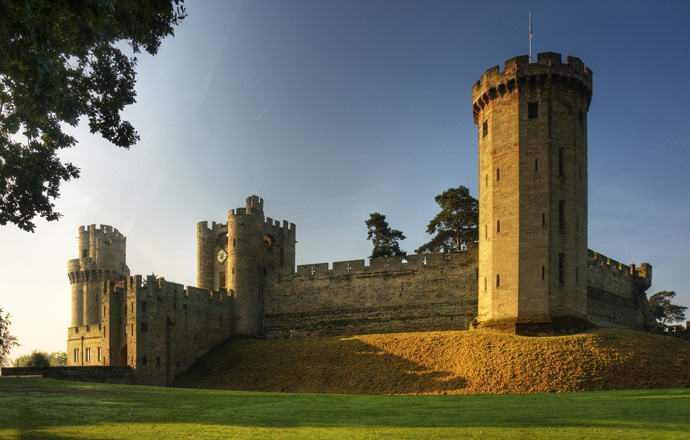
<box><xmin>528</xmin><ymin>102</ymin><xmax>539</xmax><ymax>119</ymax></box>
<box><xmin>576</xmin><ymin>265</ymin><xmax>579</xmax><ymax>282</ymax></box>
<box><xmin>484</xmin><ymin>277</ymin><xmax>487</xmax><ymax>292</ymax></box>
<box><xmin>141</xmin><ymin>301</ymin><xmax>147</xmax><ymax>314</ymax></box>
<box><xmin>542</xmin><ymin>213</ymin><xmax>546</xmax><ymax>228</ymax></box>
<box><xmin>141</xmin><ymin>322</ymin><xmax>148</xmax><ymax>332</ymax></box>
<box><xmin>485</xmin><ymin>174</ymin><xmax>488</xmax><ymax>187</ymax></box>
<box><xmin>558</xmin><ymin>253</ymin><xmax>565</xmax><ymax>286</ymax></box>
<box><xmin>85</xmin><ymin>348</ymin><xmax>90</xmax><ymax>362</ymax></box>
<box><xmin>541</xmin><ymin>265</ymin><xmax>545</xmax><ymax>280</ymax></box>
<box><xmin>496</xmin><ymin>274</ymin><xmax>501</xmax><ymax>288</ymax></box>
<box><xmin>103</xmin><ymin>305</ymin><xmax>106</xmax><ymax>316</ymax></box>
<box><xmin>233</xmin><ymin>239</ymin><xmax>236</xmax><ymax>248</ymax></box>
<box><xmin>130</xmin><ymin>302</ymin><xmax>133</xmax><ymax>313</ymax></box>
<box><xmin>535</xmin><ymin>159</ymin><xmax>539</xmax><ymax>173</ymax></box>
<box><xmin>485</xmin><ymin>224</ymin><xmax>488</xmax><ymax>239</ymax></box>
<box><xmin>576</xmin><ymin>216</ymin><xmax>579</xmax><ymax>232</ymax></box>
<box><xmin>142</xmin><ymin>356</ymin><xmax>147</xmax><ymax>366</ymax></box>
<box><xmin>130</xmin><ymin>324</ymin><xmax>134</xmax><ymax>335</ymax></box>
<box><xmin>73</xmin><ymin>349</ymin><xmax>79</xmax><ymax>363</ymax></box>
<box><xmin>482</xmin><ymin>121</ymin><xmax>488</xmax><ymax>138</ymax></box>
<box><xmin>496</xmin><ymin>168</ymin><xmax>500</xmax><ymax>181</ymax></box>
<box><xmin>559</xmin><ymin>200</ymin><xmax>566</xmax><ymax>231</ymax></box>
<box><xmin>231</xmin><ymin>267</ymin><xmax>234</xmax><ymax>275</ymax></box>
<box><xmin>558</xmin><ymin>149</ymin><xmax>564</xmax><ymax>177</ymax></box>
<box><xmin>82</xmin><ymin>248</ymin><xmax>88</xmax><ymax>258</ymax></box>
<box><xmin>219</xmin><ymin>272</ymin><xmax>226</xmax><ymax>288</ymax></box>
<box><xmin>578</xmin><ymin>110</ymin><xmax>584</xmax><ymax>129</ymax></box>
<box><xmin>496</xmin><ymin>220</ymin><xmax>501</xmax><ymax>233</ymax></box>
<box><xmin>156</xmin><ymin>357</ymin><xmax>161</xmax><ymax>367</ymax></box>
<box><xmin>97</xmin><ymin>347</ymin><xmax>101</xmax><ymax>362</ymax></box>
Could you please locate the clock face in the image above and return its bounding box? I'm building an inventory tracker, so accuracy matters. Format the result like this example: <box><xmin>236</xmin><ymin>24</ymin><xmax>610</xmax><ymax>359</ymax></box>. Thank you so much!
<box><xmin>216</xmin><ymin>248</ymin><xmax>227</xmax><ymax>264</ymax></box>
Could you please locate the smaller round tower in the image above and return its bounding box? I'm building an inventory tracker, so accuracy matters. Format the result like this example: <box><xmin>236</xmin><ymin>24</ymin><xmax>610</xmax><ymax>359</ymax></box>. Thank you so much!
<box><xmin>67</xmin><ymin>225</ymin><xmax>129</xmax><ymax>327</ymax></box>
<box><xmin>226</xmin><ymin>196</ymin><xmax>266</xmax><ymax>336</ymax></box>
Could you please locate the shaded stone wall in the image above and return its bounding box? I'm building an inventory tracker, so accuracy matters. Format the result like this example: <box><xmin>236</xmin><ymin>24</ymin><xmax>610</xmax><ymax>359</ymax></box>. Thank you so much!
<box><xmin>262</xmin><ymin>248</ymin><xmax>479</xmax><ymax>338</ymax></box>
<box><xmin>586</xmin><ymin>250</ymin><xmax>652</xmax><ymax>329</ymax></box>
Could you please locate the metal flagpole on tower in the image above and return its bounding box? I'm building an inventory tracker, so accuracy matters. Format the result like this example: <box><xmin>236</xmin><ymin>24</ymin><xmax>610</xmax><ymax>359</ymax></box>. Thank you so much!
<box><xmin>529</xmin><ymin>11</ymin><xmax>533</xmax><ymax>62</ymax></box>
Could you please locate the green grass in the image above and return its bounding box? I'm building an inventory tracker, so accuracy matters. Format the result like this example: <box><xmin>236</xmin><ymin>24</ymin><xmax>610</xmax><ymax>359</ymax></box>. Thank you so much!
<box><xmin>0</xmin><ymin>378</ymin><xmax>689</xmax><ymax>439</ymax></box>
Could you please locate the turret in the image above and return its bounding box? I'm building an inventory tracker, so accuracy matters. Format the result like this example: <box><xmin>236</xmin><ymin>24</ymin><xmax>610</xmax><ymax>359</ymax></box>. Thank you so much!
<box><xmin>67</xmin><ymin>225</ymin><xmax>129</xmax><ymax>327</ymax></box>
<box><xmin>473</xmin><ymin>53</ymin><xmax>593</xmax><ymax>333</ymax></box>
<box><xmin>225</xmin><ymin>195</ymin><xmax>296</xmax><ymax>336</ymax></box>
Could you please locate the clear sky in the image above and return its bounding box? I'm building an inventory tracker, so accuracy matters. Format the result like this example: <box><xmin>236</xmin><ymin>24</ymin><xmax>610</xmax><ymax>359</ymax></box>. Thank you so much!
<box><xmin>2</xmin><ymin>0</ymin><xmax>689</xmax><ymax>359</ymax></box>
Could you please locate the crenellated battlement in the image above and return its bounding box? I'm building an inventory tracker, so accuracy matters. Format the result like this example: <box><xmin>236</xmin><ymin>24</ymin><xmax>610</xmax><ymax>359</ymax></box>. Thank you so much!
<box><xmin>196</xmin><ymin>220</ymin><xmax>227</xmax><ymax>233</ymax></box>
<box><xmin>472</xmin><ymin>52</ymin><xmax>593</xmax><ymax>123</ymax></box>
<box><xmin>79</xmin><ymin>224</ymin><xmax>126</xmax><ymax>242</ymax></box>
<box><xmin>112</xmin><ymin>274</ymin><xmax>231</xmax><ymax>303</ymax></box>
<box><xmin>288</xmin><ymin>248</ymin><xmax>476</xmax><ymax>279</ymax></box>
<box><xmin>588</xmin><ymin>249</ymin><xmax>652</xmax><ymax>288</ymax></box>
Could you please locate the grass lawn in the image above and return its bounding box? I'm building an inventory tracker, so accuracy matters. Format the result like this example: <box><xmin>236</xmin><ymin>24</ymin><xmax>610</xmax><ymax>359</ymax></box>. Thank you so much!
<box><xmin>0</xmin><ymin>378</ymin><xmax>689</xmax><ymax>439</ymax></box>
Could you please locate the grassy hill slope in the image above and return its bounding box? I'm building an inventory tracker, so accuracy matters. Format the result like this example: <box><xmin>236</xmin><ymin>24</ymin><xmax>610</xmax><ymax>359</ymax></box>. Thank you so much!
<box><xmin>174</xmin><ymin>329</ymin><xmax>690</xmax><ymax>394</ymax></box>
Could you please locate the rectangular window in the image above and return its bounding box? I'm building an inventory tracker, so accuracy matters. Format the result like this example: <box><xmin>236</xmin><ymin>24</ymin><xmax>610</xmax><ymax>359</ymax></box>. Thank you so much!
<box><xmin>578</xmin><ymin>110</ymin><xmax>584</xmax><ymax>129</ymax></box>
<box><xmin>496</xmin><ymin>168</ymin><xmax>500</xmax><ymax>181</ymax></box>
<box><xmin>142</xmin><ymin>356</ymin><xmax>147</xmax><ymax>366</ymax></box>
<box><xmin>73</xmin><ymin>348</ymin><xmax>79</xmax><ymax>363</ymax></box>
<box><xmin>141</xmin><ymin>322</ymin><xmax>148</xmax><ymax>332</ymax></box>
<box><xmin>541</xmin><ymin>265</ymin><xmax>545</xmax><ymax>280</ymax></box>
<box><xmin>81</xmin><ymin>248</ymin><xmax>88</xmax><ymax>258</ymax></box>
<box><xmin>156</xmin><ymin>357</ymin><xmax>161</xmax><ymax>367</ymax></box>
<box><xmin>528</xmin><ymin>102</ymin><xmax>539</xmax><ymax>119</ymax></box>
<box><xmin>97</xmin><ymin>347</ymin><xmax>102</xmax><ymax>362</ymax></box>
<box><xmin>141</xmin><ymin>301</ymin><xmax>147</xmax><ymax>314</ymax></box>
<box><xmin>482</xmin><ymin>121</ymin><xmax>488</xmax><ymax>138</ymax></box>
<box><xmin>576</xmin><ymin>265</ymin><xmax>579</xmax><ymax>282</ymax></box>
<box><xmin>559</xmin><ymin>200</ymin><xmax>566</xmax><ymax>232</ymax></box>
<box><xmin>535</xmin><ymin>159</ymin><xmax>538</xmax><ymax>173</ymax></box>
<box><xmin>558</xmin><ymin>253</ymin><xmax>565</xmax><ymax>286</ymax></box>
<box><xmin>542</xmin><ymin>213</ymin><xmax>546</xmax><ymax>228</ymax></box>
<box><xmin>558</xmin><ymin>149</ymin><xmax>564</xmax><ymax>177</ymax></box>
<box><xmin>219</xmin><ymin>272</ymin><xmax>226</xmax><ymax>288</ymax></box>
<box><xmin>496</xmin><ymin>274</ymin><xmax>501</xmax><ymax>288</ymax></box>
<box><xmin>85</xmin><ymin>348</ymin><xmax>91</xmax><ymax>362</ymax></box>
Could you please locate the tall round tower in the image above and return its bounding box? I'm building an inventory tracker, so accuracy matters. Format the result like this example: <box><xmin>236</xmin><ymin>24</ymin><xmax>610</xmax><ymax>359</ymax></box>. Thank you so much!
<box><xmin>472</xmin><ymin>52</ymin><xmax>592</xmax><ymax>333</ymax></box>
<box><xmin>226</xmin><ymin>196</ymin><xmax>267</xmax><ymax>336</ymax></box>
<box><xmin>67</xmin><ymin>225</ymin><xmax>129</xmax><ymax>327</ymax></box>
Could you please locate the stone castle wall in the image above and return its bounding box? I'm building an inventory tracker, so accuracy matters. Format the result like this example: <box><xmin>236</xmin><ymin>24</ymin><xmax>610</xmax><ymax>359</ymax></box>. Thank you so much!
<box><xmin>67</xmin><ymin>273</ymin><xmax>233</xmax><ymax>386</ymax></box>
<box><xmin>586</xmin><ymin>250</ymin><xmax>652</xmax><ymax>329</ymax></box>
<box><xmin>261</xmin><ymin>245</ymin><xmax>651</xmax><ymax>338</ymax></box>
<box><xmin>124</xmin><ymin>275</ymin><xmax>233</xmax><ymax>385</ymax></box>
<box><xmin>263</xmin><ymin>248</ymin><xmax>479</xmax><ymax>338</ymax></box>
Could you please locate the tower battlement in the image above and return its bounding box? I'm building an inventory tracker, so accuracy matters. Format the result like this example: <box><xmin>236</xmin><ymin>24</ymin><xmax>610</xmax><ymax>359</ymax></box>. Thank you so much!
<box><xmin>472</xmin><ymin>52</ymin><xmax>593</xmax><ymax>123</ymax></box>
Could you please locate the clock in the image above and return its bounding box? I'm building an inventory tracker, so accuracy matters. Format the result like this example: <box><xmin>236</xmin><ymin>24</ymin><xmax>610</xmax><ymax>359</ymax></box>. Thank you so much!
<box><xmin>216</xmin><ymin>248</ymin><xmax>227</xmax><ymax>264</ymax></box>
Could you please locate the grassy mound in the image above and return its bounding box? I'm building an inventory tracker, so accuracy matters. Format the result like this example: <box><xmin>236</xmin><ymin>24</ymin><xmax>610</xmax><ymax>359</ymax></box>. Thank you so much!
<box><xmin>174</xmin><ymin>329</ymin><xmax>690</xmax><ymax>394</ymax></box>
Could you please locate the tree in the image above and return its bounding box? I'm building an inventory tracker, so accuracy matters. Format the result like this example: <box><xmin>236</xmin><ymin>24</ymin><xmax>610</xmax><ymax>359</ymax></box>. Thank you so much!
<box><xmin>49</xmin><ymin>351</ymin><xmax>67</xmax><ymax>366</ymax></box>
<box><xmin>0</xmin><ymin>0</ymin><xmax>186</xmax><ymax>231</ymax></box>
<box><xmin>365</xmin><ymin>212</ymin><xmax>406</xmax><ymax>258</ymax></box>
<box><xmin>416</xmin><ymin>186</ymin><xmax>478</xmax><ymax>253</ymax></box>
<box><xmin>14</xmin><ymin>350</ymin><xmax>50</xmax><ymax>368</ymax></box>
<box><xmin>0</xmin><ymin>308</ymin><xmax>19</xmax><ymax>366</ymax></box>
<box><xmin>648</xmin><ymin>291</ymin><xmax>687</xmax><ymax>328</ymax></box>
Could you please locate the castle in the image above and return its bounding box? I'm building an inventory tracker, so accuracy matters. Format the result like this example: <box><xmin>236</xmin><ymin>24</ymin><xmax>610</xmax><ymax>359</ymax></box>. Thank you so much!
<box><xmin>66</xmin><ymin>53</ymin><xmax>654</xmax><ymax>385</ymax></box>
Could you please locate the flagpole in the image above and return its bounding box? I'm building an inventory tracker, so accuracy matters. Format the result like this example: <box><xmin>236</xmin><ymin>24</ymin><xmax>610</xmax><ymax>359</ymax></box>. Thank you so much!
<box><xmin>529</xmin><ymin>11</ymin><xmax>533</xmax><ymax>62</ymax></box>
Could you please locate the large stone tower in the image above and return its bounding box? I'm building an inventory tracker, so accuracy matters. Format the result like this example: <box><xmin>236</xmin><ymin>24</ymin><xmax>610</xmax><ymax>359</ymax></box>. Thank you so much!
<box><xmin>196</xmin><ymin>196</ymin><xmax>296</xmax><ymax>336</ymax></box>
<box><xmin>472</xmin><ymin>52</ymin><xmax>593</xmax><ymax>333</ymax></box>
<box><xmin>67</xmin><ymin>225</ymin><xmax>129</xmax><ymax>327</ymax></box>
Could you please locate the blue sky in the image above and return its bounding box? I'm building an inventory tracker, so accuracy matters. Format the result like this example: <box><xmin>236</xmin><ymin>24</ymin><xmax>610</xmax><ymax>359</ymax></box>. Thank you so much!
<box><xmin>2</xmin><ymin>0</ymin><xmax>689</xmax><ymax>358</ymax></box>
